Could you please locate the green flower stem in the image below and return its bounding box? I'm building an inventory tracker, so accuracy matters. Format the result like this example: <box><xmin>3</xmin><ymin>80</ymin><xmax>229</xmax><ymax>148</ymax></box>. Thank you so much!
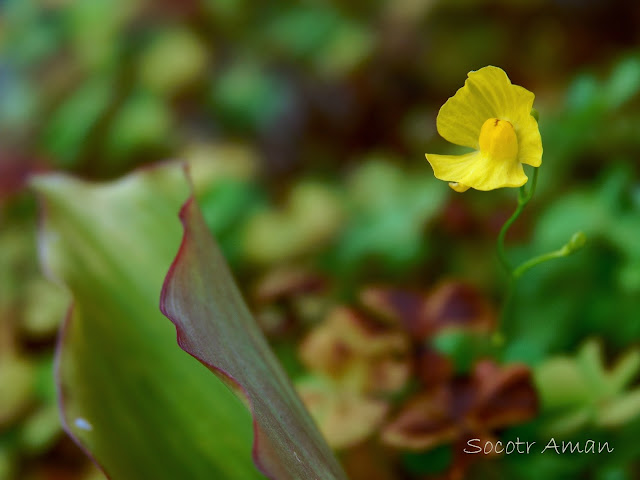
<box><xmin>494</xmin><ymin>230</ymin><xmax>586</xmax><ymax>346</ymax></box>
<box><xmin>513</xmin><ymin>247</ymin><xmax>569</xmax><ymax>279</ymax></box>
<box><xmin>496</xmin><ymin>167</ymin><xmax>539</xmax><ymax>274</ymax></box>
<box><xmin>513</xmin><ymin>231</ymin><xmax>587</xmax><ymax>279</ymax></box>
<box><xmin>493</xmin><ymin>168</ymin><xmax>539</xmax><ymax>348</ymax></box>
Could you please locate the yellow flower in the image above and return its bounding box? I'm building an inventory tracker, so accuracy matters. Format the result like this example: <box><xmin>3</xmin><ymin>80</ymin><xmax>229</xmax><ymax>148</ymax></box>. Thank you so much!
<box><xmin>425</xmin><ymin>66</ymin><xmax>542</xmax><ymax>192</ymax></box>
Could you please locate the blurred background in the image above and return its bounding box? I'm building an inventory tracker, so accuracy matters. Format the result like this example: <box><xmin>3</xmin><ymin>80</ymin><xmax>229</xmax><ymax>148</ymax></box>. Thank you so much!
<box><xmin>2</xmin><ymin>0</ymin><xmax>640</xmax><ymax>479</ymax></box>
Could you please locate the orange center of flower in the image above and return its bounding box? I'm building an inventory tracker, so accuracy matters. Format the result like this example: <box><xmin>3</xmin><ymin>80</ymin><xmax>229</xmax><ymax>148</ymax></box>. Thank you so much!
<box><xmin>479</xmin><ymin>118</ymin><xmax>518</xmax><ymax>162</ymax></box>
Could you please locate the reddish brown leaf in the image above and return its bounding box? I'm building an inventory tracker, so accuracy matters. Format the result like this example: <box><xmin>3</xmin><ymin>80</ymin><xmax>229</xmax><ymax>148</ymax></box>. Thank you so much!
<box><xmin>161</xmin><ymin>197</ymin><xmax>347</xmax><ymax>480</ymax></box>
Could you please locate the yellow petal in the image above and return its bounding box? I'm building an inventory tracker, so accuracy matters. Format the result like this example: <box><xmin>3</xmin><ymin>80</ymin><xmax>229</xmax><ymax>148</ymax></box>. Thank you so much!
<box><xmin>515</xmin><ymin>114</ymin><xmax>543</xmax><ymax>167</ymax></box>
<box><xmin>425</xmin><ymin>151</ymin><xmax>527</xmax><ymax>191</ymax></box>
<box><xmin>448</xmin><ymin>182</ymin><xmax>470</xmax><ymax>193</ymax></box>
<box><xmin>436</xmin><ymin>66</ymin><xmax>535</xmax><ymax>149</ymax></box>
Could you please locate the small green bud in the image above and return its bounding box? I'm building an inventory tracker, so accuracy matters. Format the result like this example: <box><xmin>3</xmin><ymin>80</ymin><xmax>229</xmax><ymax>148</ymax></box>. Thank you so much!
<box><xmin>566</xmin><ymin>231</ymin><xmax>587</xmax><ymax>253</ymax></box>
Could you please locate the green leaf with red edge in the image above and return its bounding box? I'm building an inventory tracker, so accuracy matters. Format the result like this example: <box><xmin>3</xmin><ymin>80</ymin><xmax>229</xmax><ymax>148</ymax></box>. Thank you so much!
<box><xmin>160</xmin><ymin>196</ymin><xmax>348</xmax><ymax>480</ymax></box>
<box><xmin>32</xmin><ymin>164</ymin><xmax>265</xmax><ymax>480</ymax></box>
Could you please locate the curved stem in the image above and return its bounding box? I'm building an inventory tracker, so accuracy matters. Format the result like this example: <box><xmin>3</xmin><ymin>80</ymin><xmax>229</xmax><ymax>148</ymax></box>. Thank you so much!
<box><xmin>512</xmin><ymin>231</ymin><xmax>586</xmax><ymax>279</ymax></box>
<box><xmin>512</xmin><ymin>246</ymin><xmax>569</xmax><ymax>279</ymax></box>
<box><xmin>522</xmin><ymin>165</ymin><xmax>539</xmax><ymax>203</ymax></box>
<box><xmin>496</xmin><ymin>201</ymin><xmax>525</xmax><ymax>272</ymax></box>
<box><xmin>496</xmin><ymin>167</ymin><xmax>539</xmax><ymax>275</ymax></box>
